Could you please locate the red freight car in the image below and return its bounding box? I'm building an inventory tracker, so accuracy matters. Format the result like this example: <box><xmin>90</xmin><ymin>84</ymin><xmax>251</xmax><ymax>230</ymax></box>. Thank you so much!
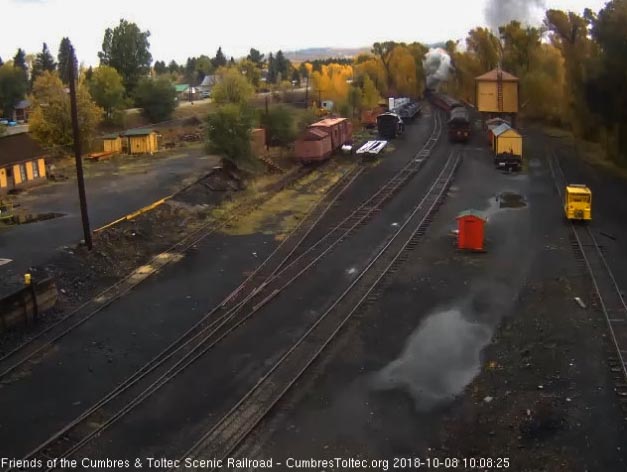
<box><xmin>296</xmin><ymin>117</ymin><xmax>353</xmax><ymax>164</ymax></box>
<box><xmin>295</xmin><ymin>128</ymin><xmax>333</xmax><ymax>164</ymax></box>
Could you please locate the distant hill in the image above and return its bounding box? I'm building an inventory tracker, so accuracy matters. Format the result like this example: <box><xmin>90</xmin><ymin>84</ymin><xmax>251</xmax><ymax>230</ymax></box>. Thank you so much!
<box><xmin>283</xmin><ymin>47</ymin><xmax>369</xmax><ymax>62</ymax></box>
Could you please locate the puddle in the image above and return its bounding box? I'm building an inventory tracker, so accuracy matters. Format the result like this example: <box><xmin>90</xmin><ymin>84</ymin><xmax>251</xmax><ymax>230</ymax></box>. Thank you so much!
<box><xmin>497</xmin><ymin>192</ymin><xmax>527</xmax><ymax>209</ymax></box>
<box><xmin>372</xmin><ymin>308</ymin><xmax>492</xmax><ymax>412</ymax></box>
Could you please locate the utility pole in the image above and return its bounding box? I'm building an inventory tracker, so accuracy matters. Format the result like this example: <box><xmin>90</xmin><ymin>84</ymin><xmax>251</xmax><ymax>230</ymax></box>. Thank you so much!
<box><xmin>304</xmin><ymin>74</ymin><xmax>309</xmax><ymax>109</ymax></box>
<box><xmin>68</xmin><ymin>46</ymin><xmax>92</xmax><ymax>250</ymax></box>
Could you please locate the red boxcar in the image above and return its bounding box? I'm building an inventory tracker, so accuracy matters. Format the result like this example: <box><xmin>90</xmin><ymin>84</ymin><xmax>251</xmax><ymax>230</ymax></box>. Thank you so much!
<box><xmin>296</xmin><ymin>117</ymin><xmax>353</xmax><ymax>164</ymax></box>
<box><xmin>295</xmin><ymin>128</ymin><xmax>333</xmax><ymax>164</ymax></box>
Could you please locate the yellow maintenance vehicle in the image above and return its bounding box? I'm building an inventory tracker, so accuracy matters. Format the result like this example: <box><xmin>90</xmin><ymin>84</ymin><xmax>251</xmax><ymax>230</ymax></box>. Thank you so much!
<box><xmin>564</xmin><ymin>184</ymin><xmax>592</xmax><ymax>221</ymax></box>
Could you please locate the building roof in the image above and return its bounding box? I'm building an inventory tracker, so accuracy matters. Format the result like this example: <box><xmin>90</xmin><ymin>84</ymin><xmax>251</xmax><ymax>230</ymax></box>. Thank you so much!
<box><xmin>457</xmin><ymin>209</ymin><xmax>487</xmax><ymax>221</ymax></box>
<box><xmin>200</xmin><ymin>75</ymin><xmax>218</xmax><ymax>87</ymax></box>
<box><xmin>174</xmin><ymin>84</ymin><xmax>190</xmax><ymax>93</ymax></box>
<box><xmin>302</xmin><ymin>128</ymin><xmax>329</xmax><ymax>140</ymax></box>
<box><xmin>0</xmin><ymin>133</ymin><xmax>45</xmax><ymax>167</ymax></box>
<box><xmin>121</xmin><ymin>128</ymin><xmax>155</xmax><ymax>137</ymax></box>
<box><xmin>310</xmin><ymin>118</ymin><xmax>348</xmax><ymax>127</ymax></box>
<box><xmin>102</xmin><ymin>133</ymin><xmax>121</xmax><ymax>140</ymax></box>
<box><xmin>492</xmin><ymin>123</ymin><xmax>515</xmax><ymax>137</ymax></box>
<box><xmin>475</xmin><ymin>68</ymin><xmax>519</xmax><ymax>82</ymax></box>
<box><xmin>566</xmin><ymin>184</ymin><xmax>592</xmax><ymax>194</ymax></box>
<box><xmin>14</xmin><ymin>99</ymin><xmax>31</xmax><ymax>110</ymax></box>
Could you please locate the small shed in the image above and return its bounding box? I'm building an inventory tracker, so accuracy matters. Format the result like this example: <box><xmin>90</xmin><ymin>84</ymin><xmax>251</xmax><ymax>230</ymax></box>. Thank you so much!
<box><xmin>492</xmin><ymin>124</ymin><xmax>522</xmax><ymax>157</ymax></box>
<box><xmin>457</xmin><ymin>209</ymin><xmax>486</xmax><ymax>251</ymax></box>
<box><xmin>102</xmin><ymin>134</ymin><xmax>122</xmax><ymax>154</ymax></box>
<box><xmin>121</xmin><ymin>129</ymin><xmax>159</xmax><ymax>155</ymax></box>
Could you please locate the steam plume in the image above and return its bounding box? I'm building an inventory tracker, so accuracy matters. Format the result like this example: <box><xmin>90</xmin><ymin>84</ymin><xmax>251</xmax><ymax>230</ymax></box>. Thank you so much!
<box><xmin>484</xmin><ymin>0</ymin><xmax>545</xmax><ymax>31</ymax></box>
<box><xmin>422</xmin><ymin>48</ymin><xmax>453</xmax><ymax>89</ymax></box>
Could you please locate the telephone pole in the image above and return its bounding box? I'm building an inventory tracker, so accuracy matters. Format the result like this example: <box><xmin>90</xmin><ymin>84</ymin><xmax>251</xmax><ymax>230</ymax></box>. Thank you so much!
<box><xmin>68</xmin><ymin>46</ymin><xmax>92</xmax><ymax>250</ymax></box>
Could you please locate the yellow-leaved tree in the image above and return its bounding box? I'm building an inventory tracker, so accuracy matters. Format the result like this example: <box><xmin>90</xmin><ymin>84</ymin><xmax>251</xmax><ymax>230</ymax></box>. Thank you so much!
<box><xmin>29</xmin><ymin>71</ymin><xmax>102</xmax><ymax>152</ymax></box>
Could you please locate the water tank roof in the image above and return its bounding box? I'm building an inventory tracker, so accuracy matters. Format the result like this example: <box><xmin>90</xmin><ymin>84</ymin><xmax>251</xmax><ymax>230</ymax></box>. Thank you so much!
<box><xmin>475</xmin><ymin>68</ymin><xmax>519</xmax><ymax>82</ymax></box>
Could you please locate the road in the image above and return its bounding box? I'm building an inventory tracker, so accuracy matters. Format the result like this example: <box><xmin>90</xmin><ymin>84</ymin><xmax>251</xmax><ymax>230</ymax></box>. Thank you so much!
<box><xmin>0</xmin><ymin>147</ymin><xmax>220</xmax><ymax>293</ymax></box>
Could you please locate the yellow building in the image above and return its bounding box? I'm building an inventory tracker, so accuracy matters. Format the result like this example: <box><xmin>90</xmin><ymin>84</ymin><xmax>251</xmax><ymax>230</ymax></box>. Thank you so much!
<box><xmin>121</xmin><ymin>129</ymin><xmax>159</xmax><ymax>155</ymax></box>
<box><xmin>0</xmin><ymin>133</ymin><xmax>47</xmax><ymax>194</ymax></box>
<box><xmin>476</xmin><ymin>68</ymin><xmax>519</xmax><ymax>116</ymax></box>
<box><xmin>492</xmin><ymin>124</ymin><xmax>522</xmax><ymax>157</ymax></box>
<box><xmin>102</xmin><ymin>134</ymin><xmax>122</xmax><ymax>154</ymax></box>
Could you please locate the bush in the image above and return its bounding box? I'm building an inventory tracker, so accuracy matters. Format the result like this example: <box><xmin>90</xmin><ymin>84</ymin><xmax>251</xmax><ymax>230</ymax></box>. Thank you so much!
<box><xmin>134</xmin><ymin>77</ymin><xmax>178</xmax><ymax>123</ymax></box>
<box><xmin>259</xmin><ymin>105</ymin><xmax>297</xmax><ymax>148</ymax></box>
<box><xmin>206</xmin><ymin>104</ymin><xmax>260</xmax><ymax>171</ymax></box>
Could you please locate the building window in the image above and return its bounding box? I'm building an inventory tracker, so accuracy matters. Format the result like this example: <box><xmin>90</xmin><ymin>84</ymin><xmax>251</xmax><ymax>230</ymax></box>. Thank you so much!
<box><xmin>32</xmin><ymin>161</ymin><xmax>39</xmax><ymax>178</ymax></box>
<box><xmin>19</xmin><ymin>164</ymin><xmax>27</xmax><ymax>182</ymax></box>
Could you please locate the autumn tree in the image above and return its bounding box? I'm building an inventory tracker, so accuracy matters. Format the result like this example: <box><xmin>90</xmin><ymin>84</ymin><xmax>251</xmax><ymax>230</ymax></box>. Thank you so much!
<box><xmin>361</xmin><ymin>75</ymin><xmax>381</xmax><ymax>109</ymax></box>
<box><xmin>239</xmin><ymin>59</ymin><xmax>262</xmax><ymax>88</ymax></box>
<box><xmin>57</xmin><ymin>37</ymin><xmax>77</xmax><ymax>84</ymax></box>
<box><xmin>355</xmin><ymin>55</ymin><xmax>388</xmax><ymax>96</ymax></box>
<box><xmin>0</xmin><ymin>64</ymin><xmax>27</xmax><ymax>117</ymax></box>
<box><xmin>99</xmin><ymin>19</ymin><xmax>152</xmax><ymax>92</ymax></box>
<box><xmin>211</xmin><ymin>67</ymin><xmax>254</xmax><ymax>105</ymax></box>
<box><xmin>29</xmin><ymin>71</ymin><xmax>102</xmax><ymax>150</ymax></box>
<box><xmin>133</xmin><ymin>77</ymin><xmax>177</xmax><ymax>122</ymax></box>
<box><xmin>310</xmin><ymin>63</ymin><xmax>353</xmax><ymax>104</ymax></box>
<box><xmin>499</xmin><ymin>21</ymin><xmax>541</xmax><ymax>76</ymax></box>
<box><xmin>371</xmin><ymin>41</ymin><xmax>397</xmax><ymax>89</ymax></box>
<box><xmin>466</xmin><ymin>27</ymin><xmax>501</xmax><ymax>71</ymax></box>
<box><xmin>545</xmin><ymin>9</ymin><xmax>597</xmax><ymax>136</ymax></box>
<box><xmin>388</xmin><ymin>45</ymin><xmax>419</xmax><ymax>98</ymax></box>
<box><xmin>88</xmin><ymin>65</ymin><xmax>126</xmax><ymax>121</ymax></box>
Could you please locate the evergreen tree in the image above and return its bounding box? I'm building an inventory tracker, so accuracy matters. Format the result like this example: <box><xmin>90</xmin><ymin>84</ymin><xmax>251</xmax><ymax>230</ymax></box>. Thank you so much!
<box><xmin>167</xmin><ymin>60</ymin><xmax>180</xmax><ymax>74</ymax></box>
<box><xmin>58</xmin><ymin>37</ymin><xmax>77</xmax><ymax>84</ymax></box>
<box><xmin>31</xmin><ymin>43</ymin><xmax>57</xmax><ymax>86</ymax></box>
<box><xmin>13</xmin><ymin>48</ymin><xmax>27</xmax><ymax>72</ymax></box>
<box><xmin>211</xmin><ymin>47</ymin><xmax>227</xmax><ymax>69</ymax></box>
<box><xmin>153</xmin><ymin>60</ymin><xmax>167</xmax><ymax>75</ymax></box>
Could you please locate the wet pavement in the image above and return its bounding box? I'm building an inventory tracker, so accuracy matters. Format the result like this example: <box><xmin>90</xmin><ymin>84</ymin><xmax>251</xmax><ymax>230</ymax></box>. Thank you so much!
<box><xmin>0</xmin><ymin>148</ymin><xmax>219</xmax><ymax>292</ymax></box>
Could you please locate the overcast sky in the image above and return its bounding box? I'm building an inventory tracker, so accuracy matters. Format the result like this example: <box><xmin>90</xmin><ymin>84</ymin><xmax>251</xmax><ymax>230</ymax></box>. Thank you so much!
<box><xmin>0</xmin><ymin>0</ymin><xmax>608</xmax><ymax>66</ymax></box>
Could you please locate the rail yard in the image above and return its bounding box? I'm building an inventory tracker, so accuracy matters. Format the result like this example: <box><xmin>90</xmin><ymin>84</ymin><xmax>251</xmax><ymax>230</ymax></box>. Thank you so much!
<box><xmin>0</xmin><ymin>93</ymin><xmax>626</xmax><ymax>471</ymax></box>
<box><xmin>2</xmin><ymin>1</ymin><xmax>627</xmax><ymax>469</ymax></box>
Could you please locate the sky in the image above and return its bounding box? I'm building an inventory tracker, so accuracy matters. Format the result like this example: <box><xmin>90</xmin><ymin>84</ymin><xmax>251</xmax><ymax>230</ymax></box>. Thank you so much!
<box><xmin>0</xmin><ymin>0</ymin><xmax>609</xmax><ymax>67</ymax></box>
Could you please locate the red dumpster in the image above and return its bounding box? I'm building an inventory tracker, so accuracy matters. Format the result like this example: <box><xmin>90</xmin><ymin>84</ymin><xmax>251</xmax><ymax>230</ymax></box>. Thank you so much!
<box><xmin>456</xmin><ymin>210</ymin><xmax>486</xmax><ymax>251</ymax></box>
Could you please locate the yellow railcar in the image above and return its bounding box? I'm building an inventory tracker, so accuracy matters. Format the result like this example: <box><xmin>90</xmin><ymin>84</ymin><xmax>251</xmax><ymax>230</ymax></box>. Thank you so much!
<box><xmin>564</xmin><ymin>184</ymin><xmax>592</xmax><ymax>221</ymax></box>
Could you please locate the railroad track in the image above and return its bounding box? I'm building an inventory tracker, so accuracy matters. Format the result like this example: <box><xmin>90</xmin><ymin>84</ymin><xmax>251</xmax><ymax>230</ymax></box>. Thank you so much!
<box><xmin>0</xmin><ymin>165</ymin><xmax>315</xmax><ymax>382</ymax></box>
<box><xmin>9</xmin><ymin>113</ymin><xmax>443</xmax><ymax>471</ymax></box>
<box><xmin>175</xmin><ymin>149</ymin><xmax>462</xmax><ymax>472</ymax></box>
<box><xmin>548</xmin><ymin>151</ymin><xmax>627</xmax><ymax>395</ymax></box>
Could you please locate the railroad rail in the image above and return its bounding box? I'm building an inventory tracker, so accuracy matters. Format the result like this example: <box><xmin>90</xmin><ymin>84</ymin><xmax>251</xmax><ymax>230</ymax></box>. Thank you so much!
<box><xmin>548</xmin><ymin>151</ymin><xmax>627</xmax><ymax>388</ymax></box>
<box><xmin>175</xmin><ymin>150</ymin><xmax>462</xmax><ymax>471</ymax></box>
<box><xmin>10</xmin><ymin>112</ymin><xmax>444</xmax><ymax>471</ymax></box>
<box><xmin>0</xmin><ymin>165</ymin><xmax>320</xmax><ymax>382</ymax></box>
